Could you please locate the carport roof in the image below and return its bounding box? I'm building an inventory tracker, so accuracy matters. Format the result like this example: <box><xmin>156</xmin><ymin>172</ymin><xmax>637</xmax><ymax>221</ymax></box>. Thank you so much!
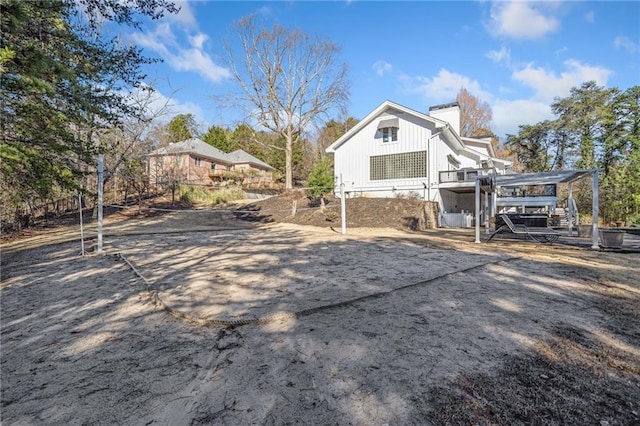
<box><xmin>494</xmin><ymin>169</ymin><xmax>597</xmax><ymax>187</ymax></box>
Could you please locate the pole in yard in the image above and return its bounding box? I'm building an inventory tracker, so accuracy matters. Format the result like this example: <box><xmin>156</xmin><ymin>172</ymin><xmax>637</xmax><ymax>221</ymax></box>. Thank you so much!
<box><xmin>340</xmin><ymin>174</ymin><xmax>346</xmax><ymax>235</ymax></box>
<box><xmin>474</xmin><ymin>178</ymin><xmax>481</xmax><ymax>243</ymax></box>
<box><xmin>78</xmin><ymin>191</ymin><xmax>85</xmax><ymax>256</ymax></box>
<box><xmin>97</xmin><ymin>154</ymin><xmax>104</xmax><ymax>254</ymax></box>
<box><xmin>591</xmin><ymin>169</ymin><xmax>599</xmax><ymax>250</ymax></box>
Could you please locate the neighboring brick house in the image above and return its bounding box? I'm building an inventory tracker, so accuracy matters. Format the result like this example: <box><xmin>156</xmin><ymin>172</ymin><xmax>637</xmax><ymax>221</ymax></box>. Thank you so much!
<box><xmin>147</xmin><ymin>138</ymin><xmax>274</xmax><ymax>186</ymax></box>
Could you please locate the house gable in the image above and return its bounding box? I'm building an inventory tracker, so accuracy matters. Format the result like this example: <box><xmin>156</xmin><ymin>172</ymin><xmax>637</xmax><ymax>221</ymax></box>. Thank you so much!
<box><xmin>326</xmin><ymin>100</ymin><xmax>464</xmax><ymax>155</ymax></box>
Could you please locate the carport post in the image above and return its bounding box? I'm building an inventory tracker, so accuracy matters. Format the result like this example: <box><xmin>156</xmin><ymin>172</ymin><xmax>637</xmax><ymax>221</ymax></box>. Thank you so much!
<box><xmin>568</xmin><ymin>182</ymin><xmax>574</xmax><ymax>236</ymax></box>
<box><xmin>484</xmin><ymin>190</ymin><xmax>489</xmax><ymax>234</ymax></box>
<box><xmin>491</xmin><ymin>191</ymin><xmax>497</xmax><ymax>227</ymax></box>
<box><xmin>340</xmin><ymin>174</ymin><xmax>346</xmax><ymax>235</ymax></box>
<box><xmin>475</xmin><ymin>178</ymin><xmax>481</xmax><ymax>243</ymax></box>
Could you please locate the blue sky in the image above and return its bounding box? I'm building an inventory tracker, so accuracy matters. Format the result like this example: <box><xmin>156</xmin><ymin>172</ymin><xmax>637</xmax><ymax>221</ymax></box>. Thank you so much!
<box><xmin>124</xmin><ymin>1</ymin><xmax>640</xmax><ymax>139</ymax></box>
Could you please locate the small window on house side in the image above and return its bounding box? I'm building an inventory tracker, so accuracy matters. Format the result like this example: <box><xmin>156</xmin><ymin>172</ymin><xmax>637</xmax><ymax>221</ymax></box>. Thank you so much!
<box><xmin>195</xmin><ymin>157</ymin><xmax>202</xmax><ymax>166</ymax></box>
<box><xmin>382</xmin><ymin>127</ymin><xmax>398</xmax><ymax>143</ymax></box>
<box><xmin>211</xmin><ymin>162</ymin><xmax>216</xmax><ymax>170</ymax></box>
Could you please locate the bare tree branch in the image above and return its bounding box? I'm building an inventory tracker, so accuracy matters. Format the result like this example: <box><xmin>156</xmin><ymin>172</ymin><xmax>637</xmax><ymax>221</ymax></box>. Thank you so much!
<box><xmin>217</xmin><ymin>14</ymin><xmax>349</xmax><ymax>189</ymax></box>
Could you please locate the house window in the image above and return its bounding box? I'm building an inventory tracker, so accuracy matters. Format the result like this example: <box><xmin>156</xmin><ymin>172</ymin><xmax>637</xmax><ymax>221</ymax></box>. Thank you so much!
<box><xmin>381</xmin><ymin>127</ymin><xmax>398</xmax><ymax>143</ymax></box>
<box><xmin>370</xmin><ymin>150</ymin><xmax>427</xmax><ymax>181</ymax></box>
<box><xmin>211</xmin><ymin>162</ymin><xmax>216</xmax><ymax>170</ymax></box>
<box><xmin>195</xmin><ymin>157</ymin><xmax>202</xmax><ymax>166</ymax></box>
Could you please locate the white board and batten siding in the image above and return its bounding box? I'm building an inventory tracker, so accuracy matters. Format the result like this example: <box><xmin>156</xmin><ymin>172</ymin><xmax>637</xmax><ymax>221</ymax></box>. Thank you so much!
<box><xmin>336</xmin><ymin>111</ymin><xmax>452</xmax><ymax>199</ymax></box>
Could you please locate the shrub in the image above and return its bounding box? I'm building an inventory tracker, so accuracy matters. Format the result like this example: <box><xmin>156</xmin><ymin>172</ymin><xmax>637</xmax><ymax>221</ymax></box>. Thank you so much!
<box><xmin>627</xmin><ymin>213</ymin><xmax>640</xmax><ymax>227</ymax></box>
<box><xmin>395</xmin><ymin>191</ymin><xmax>422</xmax><ymax>201</ymax></box>
<box><xmin>178</xmin><ymin>186</ymin><xmax>245</xmax><ymax>205</ymax></box>
<box><xmin>307</xmin><ymin>157</ymin><xmax>334</xmax><ymax>199</ymax></box>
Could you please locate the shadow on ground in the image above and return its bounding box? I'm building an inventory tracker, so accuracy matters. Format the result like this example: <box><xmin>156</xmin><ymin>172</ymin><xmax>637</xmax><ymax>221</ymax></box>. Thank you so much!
<box><xmin>1</xmin><ymin>221</ymin><xmax>639</xmax><ymax>424</ymax></box>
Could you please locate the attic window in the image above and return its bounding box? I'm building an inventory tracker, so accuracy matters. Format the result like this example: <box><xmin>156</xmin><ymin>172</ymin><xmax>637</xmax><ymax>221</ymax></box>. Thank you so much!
<box><xmin>382</xmin><ymin>127</ymin><xmax>398</xmax><ymax>143</ymax></box>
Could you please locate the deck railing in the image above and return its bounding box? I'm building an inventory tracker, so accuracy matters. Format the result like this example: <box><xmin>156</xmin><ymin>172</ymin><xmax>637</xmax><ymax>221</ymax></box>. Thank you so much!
<box><xmin>439</xmin><ymin>169</ymin><xmax>485</xmax><ymax>183</ymax></box>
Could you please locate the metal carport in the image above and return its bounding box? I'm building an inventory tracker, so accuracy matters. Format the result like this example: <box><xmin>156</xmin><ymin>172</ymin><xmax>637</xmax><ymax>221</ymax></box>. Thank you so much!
<box><xmin>474</xmin><ymin>169</ymin><xmax>600</xmax><ymax>249</ymax></box>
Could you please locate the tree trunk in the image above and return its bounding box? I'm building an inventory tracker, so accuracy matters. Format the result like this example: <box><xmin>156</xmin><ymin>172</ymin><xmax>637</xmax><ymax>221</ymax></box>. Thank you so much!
<box><xmin>285</xmin><ymin>134</ymin><xmax>293</xmax><ymax>190</ymax></box>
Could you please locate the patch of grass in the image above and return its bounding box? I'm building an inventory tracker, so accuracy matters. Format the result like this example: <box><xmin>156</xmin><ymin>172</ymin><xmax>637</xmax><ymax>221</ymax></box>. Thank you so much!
<box><xmin>178</xmin><ymin>186</ymin><xmax>245</xmax><ymax>205</ymax></box>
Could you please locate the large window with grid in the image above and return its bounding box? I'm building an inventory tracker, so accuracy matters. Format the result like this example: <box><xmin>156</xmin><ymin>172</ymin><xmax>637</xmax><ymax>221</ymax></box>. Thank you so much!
<box><xmin>369</xmin><ymin>151</ymin><xmax>427</xmax><ymax>181</ymax></box>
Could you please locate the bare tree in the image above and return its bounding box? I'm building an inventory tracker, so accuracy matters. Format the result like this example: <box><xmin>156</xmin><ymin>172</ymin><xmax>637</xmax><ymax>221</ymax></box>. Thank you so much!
<box><xmin>456</xmin><ymin>87</ymin><xmax>493</xmax><ymax>138</ymax></box>
<box><xmin>99</xmin><ymin>83</ymin><xmax>175</xmax><ymax>201</ymax></box>
<box><xmin>221</xmin><ymin>15</ymin><xmax>349</xmax><ymax>189</ymax></box>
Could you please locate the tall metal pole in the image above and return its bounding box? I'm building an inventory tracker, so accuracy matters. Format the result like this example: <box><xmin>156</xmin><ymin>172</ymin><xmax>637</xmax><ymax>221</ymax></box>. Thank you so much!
<box><xmin>592</xmin><ymin>169</ymin><xmax>599</xmax><ymax>249</ymax></box>
<box><xmin>340</xmin><ymin>174</ymin><xmax>346</xmax><ymax>235</ymax></box>
<box><xmin>475</xmin><ymin>178</ymin><xmax>481</xmax><ymax>243</ymax></box>
<box><xmin>78</xmin><ymin>191</ymin><xmax>85</xmax><ymax>255</ymax></box>
<box><xmin>568</xmin><ymin>182</ymin><xmax>574</xmax><ymax>237</ymax></box>
<box><xmin>97</xmin><ymin>154</ymin><xmax>104</xmax><ymax>254</ymax></box>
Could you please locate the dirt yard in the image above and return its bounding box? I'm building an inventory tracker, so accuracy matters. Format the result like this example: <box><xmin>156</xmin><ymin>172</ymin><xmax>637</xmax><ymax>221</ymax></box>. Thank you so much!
<box><xmin>1</xmin><ymin>196</ymin><xmax>639</xmax><ymax>425</ymax></box>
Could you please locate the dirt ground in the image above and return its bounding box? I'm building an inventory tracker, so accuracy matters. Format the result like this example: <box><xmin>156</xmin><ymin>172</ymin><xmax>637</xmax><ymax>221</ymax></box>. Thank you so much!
<box><xmin>1</xmin><ymin>195</ymin><xmax>639</xmax><ymax>425</ymax></box>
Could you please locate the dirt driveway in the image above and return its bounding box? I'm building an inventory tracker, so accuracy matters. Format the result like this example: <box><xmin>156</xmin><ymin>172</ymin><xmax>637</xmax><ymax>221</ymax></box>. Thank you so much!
<box><xmin>1</xmin><ymin>212</ymin><xmax>639</xmax><ymax>425</ymax></box>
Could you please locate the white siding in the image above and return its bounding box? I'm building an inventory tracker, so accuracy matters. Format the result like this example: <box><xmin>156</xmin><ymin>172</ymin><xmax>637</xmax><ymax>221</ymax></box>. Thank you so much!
<box><xmin>335</xmin><ymin>113</ymin><xmax>438</xmax><ymax>198</ymax></box>
<box><xmin>331</xmin><ymin>105</ymin><xmax>491</xmax><ymax>202</ymax></box>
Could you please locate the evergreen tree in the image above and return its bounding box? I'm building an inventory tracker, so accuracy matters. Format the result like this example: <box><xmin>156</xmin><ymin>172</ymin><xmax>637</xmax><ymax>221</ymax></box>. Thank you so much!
<box><xmin>0</xmin><ymin>0</ymin><xmax>178</xmax><ymax>218</ymax></box>
<box><xmin>202</xmin><ymin>125</ymin><xmax>231</xmax><ymax>151</ymax></box>
<box><xmin>167</xmin><ymin>113</ymin><xmax>198</xmax><ymax>142</ymax></box>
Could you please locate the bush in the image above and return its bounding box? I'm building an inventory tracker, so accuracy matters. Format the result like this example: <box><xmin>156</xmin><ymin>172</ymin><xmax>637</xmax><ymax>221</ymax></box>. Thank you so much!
<box><xmin>627</xmin><ymin>213</ymin><xmax>640</xmax><ymax>227</ymax></box>
<box><xmin>307</xmin><ymin>157</ymin><xmax>334</xmax><ymax>199</ymax></box>
<box><xmin>395</xmin><ymin>191</ymin><xmax>422</xmax><ymax>201</ymax></box>
<box><xmin>178</xmin><ymin>186</ymin><xmax>245</xmax><ymax>205</ymax></box>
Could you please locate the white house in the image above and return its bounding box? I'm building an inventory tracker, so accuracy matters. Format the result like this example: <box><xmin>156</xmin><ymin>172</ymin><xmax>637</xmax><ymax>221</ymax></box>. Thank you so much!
<box><xmin>325</xmin><ymin>100</ymin><xmax>512</xmax><ymax>222</ymax></box>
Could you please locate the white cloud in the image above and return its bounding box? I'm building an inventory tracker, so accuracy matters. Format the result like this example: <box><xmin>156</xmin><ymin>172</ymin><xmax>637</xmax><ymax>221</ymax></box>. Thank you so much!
<box><xmin>584</xmin><ymin>11</ymin><xmax>595</xmax><ymax>23</ymax></box>
<box><xmin>492</xmin><ymin>99</ymin><xmax>554</xmax><ymax>137</ymax></box>
<box><xmin>487</xmin><ymin>1</ymin><xmax>559</xmax><ymax>39</ymax></box>
<box><xmin>372</xmin><ymin>60</ymin><xmax>393</xmax><ymax>77</ymax></box>
<box><xmin>119</xmin><ymin>83</ymin><xmax>210</xmax><ymax>136</ymax></box>
<box><xmin>167</xmin><ymin>1</ymin><xmax>196</xmax><ymax>27</ymax></box>
<box><xmin>485</xmin><ymin>46</ymin><xmax>511</xmax><ymax>65</ymax></box>
<box><xmin>512</xmin><ymin>59</ymin><xmax>612</xmax><ymax>103</ymax></box>
<box><xmin>189</xmin><ymin>33</ymin><xmax>208</xmax><ymax>50</ymax></box>
<box><xmin>131</xmin><ymin>24</ymin><xmax>231</xmax><ymax>84</ymax></box>
<box><xmin>614</xmin><ymin>36</ymin><xmax>639</xmax><ymax>53</ymax></box>
<box><xmin>490</xmin><ymin>59</ymin><xmax>612</xmax><ymax>137</ymax></box>
<box><xmin>407</xmin><ymin>69</ymin><xmax>493</xmax><ymax>103</ymax></box>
